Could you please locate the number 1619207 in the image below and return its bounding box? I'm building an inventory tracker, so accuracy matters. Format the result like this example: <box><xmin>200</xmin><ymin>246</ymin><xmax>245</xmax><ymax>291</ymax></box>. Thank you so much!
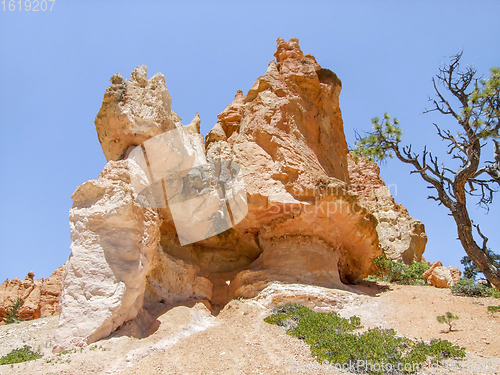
<box><xmin>1</xmin><ymin>0</ymin><xmax>55</xmax><ymax>11</ymax></box>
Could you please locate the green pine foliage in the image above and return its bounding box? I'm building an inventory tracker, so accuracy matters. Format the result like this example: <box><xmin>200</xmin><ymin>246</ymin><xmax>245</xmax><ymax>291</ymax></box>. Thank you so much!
<box><xmin>461</xmin><ymin>251</ymin><xmax>500</xmax><ymax>281</ymax></box>
<box><xmin>354</xmin><ymin>66</ymin><xmax>500</xmax><ymax>162</ymax></box>
<box><xmin>436</xmin><ymin>312</ymin><xmax>459</xmax><ymax>332</ymax></box>
<box><xmin>2</xmin><ymin>298</ymin><xmax>23</xmax><ymax>325</ymax></box>
<box><xmin>352</xmin><ymin>113</ymin><xmax>403</xmax><ymax>162</ymax></box>
<box><xmin>265</xmin><ymin>303</ymin><xmax>465</xmax><ymax>374</ymax></box>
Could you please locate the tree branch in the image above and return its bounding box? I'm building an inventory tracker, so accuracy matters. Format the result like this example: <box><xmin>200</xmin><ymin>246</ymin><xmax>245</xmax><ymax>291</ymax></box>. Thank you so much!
<box><xmin>472</xmin><ymin>221</ymin><xmax>489</xmax><ymax>252</ymax></box>
<box><xmin>391</xmin><ymin>144</ymin><xmax>456</xmax><ymax>209</ymax></box>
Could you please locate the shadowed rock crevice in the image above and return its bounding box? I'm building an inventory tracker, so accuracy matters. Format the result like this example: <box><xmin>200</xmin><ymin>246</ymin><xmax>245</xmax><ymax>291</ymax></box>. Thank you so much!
<box><xmin>316</xmin><ymin>68</ymin><xmax>342</xmax><ymax>87</ymax></box>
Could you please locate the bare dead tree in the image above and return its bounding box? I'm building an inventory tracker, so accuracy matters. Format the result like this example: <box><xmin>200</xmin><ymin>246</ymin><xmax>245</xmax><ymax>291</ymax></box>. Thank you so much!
<box><xmin>355</xmin><ymin>53</ymin><xmax>500</xmax><ymax>288</ymax></box>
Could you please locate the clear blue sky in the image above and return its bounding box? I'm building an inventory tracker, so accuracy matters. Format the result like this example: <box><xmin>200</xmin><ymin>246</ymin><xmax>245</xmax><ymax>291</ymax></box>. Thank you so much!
<box><xmin>1</xmin><ymin>1</ymin><xmax>499</xmax><ymax>280</ymax></box>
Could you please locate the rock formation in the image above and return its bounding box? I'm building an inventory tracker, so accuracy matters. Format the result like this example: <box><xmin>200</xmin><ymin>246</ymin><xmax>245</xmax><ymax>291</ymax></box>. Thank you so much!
<box><xmin>347</xmin><ymin>153</ymin><xmax>427</xmax><ymax>264</ymax></box>
<box><xmin>0</xmin><ymin>266</ymin><xmax>64</xmax><ymax>323</ymax></box>
<box><xmin>54</xmin><ymin>38</ymin><xmax>426</xmax><ymax>351</ymax></box>
<box><xmin>94</xmin><ymin>65</ymin><xmax>179</xmax><ymax>162</ymax></box>
<box><xmin>423</xmin><ymin>261</ymin><xmax>461</xmax><ymax>288</ymax></box>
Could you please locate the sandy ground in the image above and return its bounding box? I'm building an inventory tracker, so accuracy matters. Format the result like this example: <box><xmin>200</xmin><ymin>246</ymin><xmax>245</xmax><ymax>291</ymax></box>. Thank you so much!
<box><xmin>0</xmin><ymin>282</ymin><xmax>499</xmax><ymax>374</ymax></box>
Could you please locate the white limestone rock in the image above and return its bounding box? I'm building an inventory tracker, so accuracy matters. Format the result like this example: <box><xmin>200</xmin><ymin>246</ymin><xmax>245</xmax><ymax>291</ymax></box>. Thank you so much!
<box><xmin>54</xmin><ymin>160</ymin><xmax>161</xmax><ymax>351</ymax></box>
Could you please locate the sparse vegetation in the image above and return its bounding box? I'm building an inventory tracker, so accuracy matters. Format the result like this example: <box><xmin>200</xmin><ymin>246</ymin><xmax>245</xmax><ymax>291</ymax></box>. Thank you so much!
<box><xmin>0</xmin><ymin>345</ymin><xmax>42</xmax><ymax>365</ymax></box>
<box><xmin>367</xmin><ymin>254</ymin><xmax>430</xmax><ymax>285</ymax></box>
<box><xmin>56</xmin><ymin>349</ymin><xmax>74</xmax><ymax>356</ymax></box>
<box><xmin>487</xmin><ymin>305</ymin><xmax>500</xmax><ymax>315</ymax></box>
<box><xmin>437</xmin><ymin>312</ymin><xmax>459</xmax><ymax>332</ymax></box>
<box><xmin>265</xmin><ymin>303</ymin><xmax>465</xmax><ymax>374</ymax></box>
<box><xmin>2</xmin><ymin>298</ymin><xmax>23</xmax><ymax>324</ymax></box>
<box><xmin>451</xmin><ymin>278</ymin><xmax>499</xmax><ymax>297</ymax></box>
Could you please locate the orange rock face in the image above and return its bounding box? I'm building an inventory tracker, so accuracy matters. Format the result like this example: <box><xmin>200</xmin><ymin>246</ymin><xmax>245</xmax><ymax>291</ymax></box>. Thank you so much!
<box><xmin>88</xmin><ymin>38</ymin><xmax>381</xmax><ymax>317</ymax></box>
<box><xmin>423</xmin><ymin>261</ymin><xmax>443</xmax><ymax>281</ymax></box>
<box><xmin>423</xmin><ymin>261</ymin><xmax>461</xmax><ymax>288</ymax></box>
<box><xmin>208</xmin><ymin>37</ymin><xmax>349</xmax><ymax>194</ymax></box>
<box><xmin>0</xmin><ymin>266</ymin><xmax>64</xmax><ymax>322</ymax></box>
<box><xmin>55</xmin><ymin>38</ymin><xmax>428</xmax><ymax>349</ymax></box>
<box><xmin>201</xmin><ymin>37</ymin><xmax>379</xmax><ymax>299</ymax></box>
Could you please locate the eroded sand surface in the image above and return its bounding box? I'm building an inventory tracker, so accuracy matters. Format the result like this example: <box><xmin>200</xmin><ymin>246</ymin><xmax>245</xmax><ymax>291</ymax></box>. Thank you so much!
<box><xmin>1</xmin><ymin>283</ymin><xmax>499</xmax><ymax>374</ymax></box>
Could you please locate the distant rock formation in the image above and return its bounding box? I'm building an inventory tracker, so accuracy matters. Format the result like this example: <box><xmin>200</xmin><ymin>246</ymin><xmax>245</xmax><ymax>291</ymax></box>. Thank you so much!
<box><xmin>0</xmin><ymin>266</ymin><xmax>63</xmax><ymax>323</ymax></box>
<box><xmin>54</xmin><ymin>38</ymin><xmax>426</xmax><ymax>351</ymax></box>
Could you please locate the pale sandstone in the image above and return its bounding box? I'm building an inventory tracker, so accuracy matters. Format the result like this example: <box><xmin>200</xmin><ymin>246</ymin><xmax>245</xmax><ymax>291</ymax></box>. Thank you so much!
<box><xmin>449</xmin><ymin>266</ymin><xmax>462</xmax><ymax>284</ymax></box>
<box><xmin>54</xmin><ymin>160</ymin><xmax>161</xmax><ymax>351</ymax></box>
<box><xmin>347</xmin><ymin>153</ymin><xmax>427</xmax><ymax>264</ymax></box>
<box><xmin>54</xmin><ymin>159</ymin><xmax>214</xmax><ymax>351</ymax></box>
<box><xmin>423</xmin><ymin>261</ymin><xmax>443</xmax><ymax>280</ymax></box>
<box><xmin>94</xmin><ymin>65</ymin><xmax>178</xmax><ymax>162</ymax></box>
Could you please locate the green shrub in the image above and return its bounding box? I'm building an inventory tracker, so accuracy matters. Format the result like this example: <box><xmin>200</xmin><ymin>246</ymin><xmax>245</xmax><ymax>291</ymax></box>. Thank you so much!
<box><xmin>0</xmin><ymin>345</ymin><xmax>42</xmax><ymax>365</ymax></box>
<box><xmin>2</xmin><ymin>298</ymin><xmax>23</xmax><ymax>324</ymax></box>
<box><xmin>437</xmin><ymin>312</ymin><xmax>459</xmax><ymax>332</ymax></box>
<box><xmin>265</xmin><ymin>303</ymin><xmax>465</xmax><ymax>374</ymax></box>
<box><xmin>490</xmin><ymin>287</ymin><xmax>500</xmax><ymax>298</ymax></box>
<box><xmin>487</xmin><ymin>305</ymin><xmax>500</xmax><ymax>315</ymax></box>
<box><xmin>451</xmin><ymin>278</ymin><xmax>498</xmax><ymax>297</ymax></box>
<box><xmin>370</xmin><ymin>255</ymin><xmax>430</xmax><ymax>285</ymax></box>
<box><xmin>372</xmin><ymin>254</ymin><xmax>393</xmax><ymax>277</ymax></box>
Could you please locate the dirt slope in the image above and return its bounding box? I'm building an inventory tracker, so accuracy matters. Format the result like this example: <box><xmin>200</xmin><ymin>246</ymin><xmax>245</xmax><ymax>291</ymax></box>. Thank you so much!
<box><xmin>1</xmin><ymin>283</ymin><xmax>498</xmax><ymax>374</ymax></box>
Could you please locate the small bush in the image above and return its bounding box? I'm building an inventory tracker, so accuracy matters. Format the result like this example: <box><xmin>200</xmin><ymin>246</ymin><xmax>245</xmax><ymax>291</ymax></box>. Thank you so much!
<box><xmin>2</xmin><ymin>298</ymin><xmax>23</xmax><ymax>324</ymax></box>
<box><xmin>370</xmin><ymin>255</ymin><xmax>430</xmax><ymax>285</ymax></box>
<box><xmin>490</xmin><ymin>287</ymin><xmax>500</xmax><ymax>298</ymax></box>
<box><xmin>265</xmin><ymin>303</ymin><xmax>465</xmax><ymax>374</ymax></box>
<box><xmin>487</xmin><ymin>305</ymin><xmax>500</xmax><ymax>315</ymax></box>
<box><xmin>372</xmin><ymin>254</ymin><xmax>393</xmax><ymax>277</ymax></box>
<box><xmin>437</xmin><ymin>312</ymin><xmax>459</xmax><ymax>332</ymax></box>
<box><xmin>0</xmin><ymin>345</ymin><xmax>42</xmax><ymax>365</ymax></box>
<box><xmin>451</xmin><ymin>278</ymin><xmax>498</xmax><ymax>297</ymax></box>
